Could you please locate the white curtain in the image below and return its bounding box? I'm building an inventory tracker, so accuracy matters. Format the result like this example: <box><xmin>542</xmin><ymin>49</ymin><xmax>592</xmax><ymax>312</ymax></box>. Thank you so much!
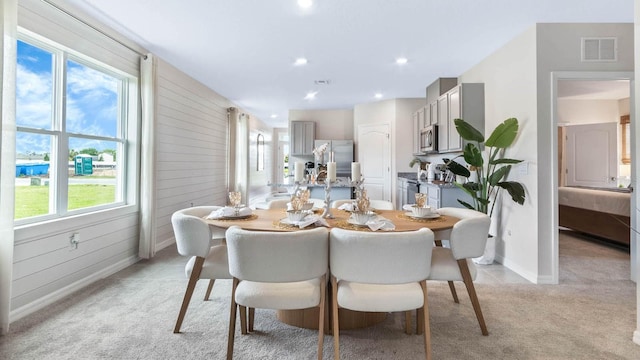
<box><xmin>138</xmin><ymin>54</ymin><xmax>157</xmax><ymax>259</ymax></box>
<box><xmin>0</xmin><ymin>0</ymin><xmax>18</xmax><ymax>335</ymax></box>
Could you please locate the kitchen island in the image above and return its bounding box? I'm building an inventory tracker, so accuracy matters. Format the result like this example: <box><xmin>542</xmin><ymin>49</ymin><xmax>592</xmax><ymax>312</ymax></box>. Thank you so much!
<box><xmin>269</xmin><ymin>176</ymin><xmax>354</xmax><ymax>200</ymax></box>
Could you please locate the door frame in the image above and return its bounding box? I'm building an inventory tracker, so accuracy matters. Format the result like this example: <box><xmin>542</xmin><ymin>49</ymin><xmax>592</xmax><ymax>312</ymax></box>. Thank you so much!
<box><xmin>551</xmin><ymin>71</ymin><xmax>635</xmax><ymax>282</ymax></box>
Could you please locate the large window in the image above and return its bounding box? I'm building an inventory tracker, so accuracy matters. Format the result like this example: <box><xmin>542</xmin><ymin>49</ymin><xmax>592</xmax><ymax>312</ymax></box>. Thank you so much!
<box><xmin>15</xmin><ymin>34</ymin><xmax>136</xmax><ymax>223</ymax></box>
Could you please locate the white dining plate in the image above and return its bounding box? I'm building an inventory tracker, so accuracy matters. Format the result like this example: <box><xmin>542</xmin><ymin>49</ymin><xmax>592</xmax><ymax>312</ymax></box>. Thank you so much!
<box><xmin>405</xmin><ymin>212</ymin><xmax>440</xmax><ymax>219</ymax></box>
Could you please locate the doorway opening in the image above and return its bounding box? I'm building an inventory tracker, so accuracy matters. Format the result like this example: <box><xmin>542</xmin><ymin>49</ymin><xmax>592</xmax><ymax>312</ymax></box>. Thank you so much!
<box><xmin>553</xmin><ymin>72</ymin><xmax>634</xmax><ymax>283</ymax></box>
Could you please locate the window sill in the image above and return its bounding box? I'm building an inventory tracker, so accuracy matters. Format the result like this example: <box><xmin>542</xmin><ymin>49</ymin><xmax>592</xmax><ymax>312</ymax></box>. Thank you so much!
<box><xmin>14</xmin><ymin>204</ymin><xmax>139</xmax><ymax>244</ymax></box>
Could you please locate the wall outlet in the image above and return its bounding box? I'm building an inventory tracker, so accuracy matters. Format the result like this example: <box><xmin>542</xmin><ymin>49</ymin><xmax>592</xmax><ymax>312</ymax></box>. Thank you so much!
<box><xmin>69</xmin><ymin>232</ymin><xmax>80</xmax><ymax>250</ymax></box>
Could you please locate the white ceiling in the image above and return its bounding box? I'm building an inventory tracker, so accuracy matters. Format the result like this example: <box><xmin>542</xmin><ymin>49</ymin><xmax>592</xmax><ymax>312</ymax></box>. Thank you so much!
<box><xmin>64</xmin><ymin>0</ymin><xmax>634</xmax><ymax>127</ymax></box>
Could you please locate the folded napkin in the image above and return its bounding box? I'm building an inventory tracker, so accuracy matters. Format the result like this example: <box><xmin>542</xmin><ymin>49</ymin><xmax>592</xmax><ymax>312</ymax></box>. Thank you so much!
<box><xmin>366</xmin><ymin>216</ymin><xmax>395</xmax><ymax>231</ymax></box>
<box><xmin>206</xmin><ymin>206</ymin><xmax>252</xmax><ymax>219</ymax></box>
<box><xmin>287</xmin><ymin>214</ymin><xmax>329</xmax><ymax>229</ymax></box>
<box><xmin>402</xmin><ymin>204</ymin><xmax>414</xmax><ymax>211</ymax></box>
<box><xmin>338</xmin><ymin>203</ymin><xmax>355</xmax><ymax>211</ymax></box>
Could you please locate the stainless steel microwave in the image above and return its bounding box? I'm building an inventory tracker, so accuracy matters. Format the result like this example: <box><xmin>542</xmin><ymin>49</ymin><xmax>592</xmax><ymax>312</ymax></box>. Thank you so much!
<box><xmin>420</xmin><ymin>125</ymin><xmax>438</xmax><ymax>153</ymax></box>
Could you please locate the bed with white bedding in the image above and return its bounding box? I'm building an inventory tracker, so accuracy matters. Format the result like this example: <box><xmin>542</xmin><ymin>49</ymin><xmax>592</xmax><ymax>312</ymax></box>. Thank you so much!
<box><xmin>558</xmin><ymin>186</ymin><xmax>631</xmax><ymax>246</ymax></box>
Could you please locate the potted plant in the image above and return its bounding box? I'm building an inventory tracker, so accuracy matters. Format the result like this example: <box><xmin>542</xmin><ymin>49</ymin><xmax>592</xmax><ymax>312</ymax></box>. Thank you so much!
<box><xmin>444</xmin><ymin>117</ymin><xmax>526</xmax><ymax>263</ymax></box>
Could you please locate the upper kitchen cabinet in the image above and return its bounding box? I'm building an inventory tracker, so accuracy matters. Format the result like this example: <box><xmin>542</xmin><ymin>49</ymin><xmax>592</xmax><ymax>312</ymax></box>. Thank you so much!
<box><xmin>290</xmin><ymin>121</ymin><xmax>315</xmax><ymax>156</ymax></box>
<box><xmin>436</xmin><ymin>83</ymin><xmax>484</xmax><ymax>153</ymax></box>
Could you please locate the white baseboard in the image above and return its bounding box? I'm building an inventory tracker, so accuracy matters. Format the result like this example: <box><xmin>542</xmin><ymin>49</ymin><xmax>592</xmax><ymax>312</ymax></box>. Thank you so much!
<box><xmin>10</xmin><ymin>255</ymin><xmax>139</xmax><ymax>323</ymax></box>
<box><xmin>633</xmin><ymin>330</ymin><xmax>640</xmax><ymax>345</ymax></box>
<box><xmin>495</xmin><ymin>254</ymin><xmax>545</xmax><ymax>284</ymax></box>
<box><xmin>156</xmin><ymin>238</ymin><xmax>175</xmax><ymax>252</ymax></box>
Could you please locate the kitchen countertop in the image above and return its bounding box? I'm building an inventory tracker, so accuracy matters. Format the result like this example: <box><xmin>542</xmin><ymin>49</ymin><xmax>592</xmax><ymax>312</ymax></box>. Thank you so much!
<box><xmin>269</xmin><ymin>176</ymin><xmax>355</xmax><ymax>187</ymax></box>
<box><xmin>397</xmin><ymin>173</ymin><xmax>458</xmax><ymax>188</ymax></box>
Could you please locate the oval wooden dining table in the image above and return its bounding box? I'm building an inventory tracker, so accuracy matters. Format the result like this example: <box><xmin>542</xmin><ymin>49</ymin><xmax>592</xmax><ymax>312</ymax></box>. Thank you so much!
<box><xmin>204</xmin><ymin>207</ymin><xmax>459</xmax><ymax>332</ymax></box>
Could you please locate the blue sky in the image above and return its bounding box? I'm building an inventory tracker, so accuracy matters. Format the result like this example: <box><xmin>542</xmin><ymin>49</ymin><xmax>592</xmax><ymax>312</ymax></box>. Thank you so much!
<box><xmin>16</xmin><ymin>40</ymin><xmax>119</xmax><ymax>155</ymax></box>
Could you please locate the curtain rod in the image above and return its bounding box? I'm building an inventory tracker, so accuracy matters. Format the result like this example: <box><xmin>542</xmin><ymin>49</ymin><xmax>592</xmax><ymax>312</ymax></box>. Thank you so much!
<box><xmin>41</xmin><ymin>0</ymin><xmax>147</xmax><ymax>59</ymax></box>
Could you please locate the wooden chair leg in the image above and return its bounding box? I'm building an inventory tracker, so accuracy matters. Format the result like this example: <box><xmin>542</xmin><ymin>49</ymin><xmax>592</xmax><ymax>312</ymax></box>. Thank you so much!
<box><xmin>457</xmin><ymin>259</ymin><xmax>489</xmax><ymax>336</ymax></box>
<box><xmin>405</xmin><ymin>311</ymin><xmax>412</xmax><ymax>335</ymax></box>
<box><xmin>239</xmin><ymin>306</ymin><xmax>247</xmax><ymax>335</ymax></box>
<box><xmin>331</xmin><ymin>276</ymin><xmax>340</xmax><ymax>360</ymax></box>
<box><xmin>416</xmin><ymin>308</ymin><xmax>424</xmax><ymax>335</ymax></box>
<box><xmin>226</xmin><ymin>278</ymin><xmax>240</xmax><ymax>360</ymax></box>
<box><xmin>317</xmin><ymin>275</ymin><xmax>326</xmax><ymax>360</ymax></box>
<box><xmin>420</xmin><ymin>281</ymin><xmax>432</xmax><ymax>360</ymax></box>
<box><xmin>448</xmin><ymin>281</ymin><xmax>459</xmax><ymax>303</ymax></box>
<box><xmin>173</xmin><ymin>256</ymin><xmax>204</xmax><ymax>333</ymax></box>
<box><xmin>248</xmin><ymin>308</ymin><xmax>255</xmax><ymax>332</ymax></box>
<box><xmin>204</xmin><ymin>279</ymin><xmax>215</xmax><ymax>300</ymax></box>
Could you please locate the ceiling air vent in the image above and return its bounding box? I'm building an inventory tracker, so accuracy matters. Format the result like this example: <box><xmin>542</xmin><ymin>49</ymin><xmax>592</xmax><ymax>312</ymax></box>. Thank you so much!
<box><xmin>581</xmin><ymin>37</ymin><xmax>617</xmax><ymax>62</ymax></box>
<box><xmin>314</xmin><ymin>80</ymin><xmax>331</xmax><ymax>85</ymax></box>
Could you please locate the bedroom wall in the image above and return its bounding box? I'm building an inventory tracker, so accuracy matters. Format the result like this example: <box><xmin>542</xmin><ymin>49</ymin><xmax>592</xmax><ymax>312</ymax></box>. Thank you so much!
<box><xmin>558</xmin><ymin>99</ymin><xmax>623</xmax><ymax>125</ymax></box>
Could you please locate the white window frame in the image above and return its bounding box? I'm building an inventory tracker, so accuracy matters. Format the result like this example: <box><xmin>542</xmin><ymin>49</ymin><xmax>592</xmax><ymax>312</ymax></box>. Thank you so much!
<box><xmin>15</xmin><ymin>30</ymin><xmax>139</xmax><ymax>226</ymax></box>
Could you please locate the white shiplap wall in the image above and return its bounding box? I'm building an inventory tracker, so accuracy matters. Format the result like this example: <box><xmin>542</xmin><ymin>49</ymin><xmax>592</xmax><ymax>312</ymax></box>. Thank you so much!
<box><xmin>11</xmin><ymin>0</ymin><xmax>143</xmax><ymax>317</ymax></box>
<box><xmin>153</xmin><ymin>59</ymin><xmax>231</xmax><ymax>249</ymax></box>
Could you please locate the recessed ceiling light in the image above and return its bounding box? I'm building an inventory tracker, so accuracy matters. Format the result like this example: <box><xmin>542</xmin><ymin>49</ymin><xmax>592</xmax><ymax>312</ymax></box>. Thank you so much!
<box><xmin>294</xmin><ymin>58</ymin><xmax>308</xmax><ymax>66</ymax></box>
<box><xmin>374</xmin><ymin>93</ymin><xmax>383</xmax><ymax>99</ymax></box>
<box><xmin>396</xmin><ymin>57</ymin><xmax>408</xmax><ymax>65</ymax></box>
<box><xmin>304</xmin><ymin>91</ymin><xmax>317</xmax><ymax>100</ymax></box>
<box><xmin>270</xmin><ymin>114</ymin><xmax>278</xmax><ymax>119</ymax></box>
<box><xmin>298</xmin><ymin>0</ymin><xmax>313</xmax><ymax>9</ymax></box>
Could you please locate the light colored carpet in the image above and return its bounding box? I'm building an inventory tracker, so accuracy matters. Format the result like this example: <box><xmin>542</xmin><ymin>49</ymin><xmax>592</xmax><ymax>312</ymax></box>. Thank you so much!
<box><xmin>1</xmin><ymin>231</ymin><xmax>639</xmax><ymax>359</ymax></box>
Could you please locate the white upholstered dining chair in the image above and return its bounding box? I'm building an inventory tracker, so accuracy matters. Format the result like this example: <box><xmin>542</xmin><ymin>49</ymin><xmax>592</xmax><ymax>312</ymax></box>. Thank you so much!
<box><xmin>429</xmin><ymin>207</ymin><xmax>491</xmax><ymax>335</ymax></box>
<box><xmin>330</xmin><ymin>227</ymin><xmax>434</xmax><ymax>360</ymax></box>
<box><xmin>174</xmin><ymin>206</ymin><xmax>227</xmax><ymax>300</ymax></box>
<box><xmin>225</xmin><ymin>226</ymin><xmax>329</xmax><ymax>360</ymax></box>
<box><xmin>171</xmin><ymin>207</ymin><xmax>231</xmax><ymax>333</ymax></box>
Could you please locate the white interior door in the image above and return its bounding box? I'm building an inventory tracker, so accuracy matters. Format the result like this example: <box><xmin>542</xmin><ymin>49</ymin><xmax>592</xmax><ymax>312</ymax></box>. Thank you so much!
<box><xmin>357</xmin><ymin>124</ymin><xmax>391</xmax><ymax>201</ymax></box>
<box><xmin>565</xmin><ymin>122</ymin><xmax>617</xmax><ymax>187</ymax></box>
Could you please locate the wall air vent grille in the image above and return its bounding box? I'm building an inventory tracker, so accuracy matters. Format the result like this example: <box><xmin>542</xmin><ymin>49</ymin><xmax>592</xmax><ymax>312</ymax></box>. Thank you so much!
<box><xmin>581</xmin><ymin>37</ymin><xmax>617</xmax><ymax>62</ymax></box>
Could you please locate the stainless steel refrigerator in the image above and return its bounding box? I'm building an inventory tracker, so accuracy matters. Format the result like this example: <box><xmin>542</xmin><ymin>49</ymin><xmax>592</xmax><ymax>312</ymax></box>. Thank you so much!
<box><xmin>314</xmin><ymin>140</ymin><xmax>354</xmax><ymax>177</ymax></box>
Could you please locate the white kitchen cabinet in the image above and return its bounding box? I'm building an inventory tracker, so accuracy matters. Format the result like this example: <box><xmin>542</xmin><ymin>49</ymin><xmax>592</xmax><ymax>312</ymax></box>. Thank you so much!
<box><xmin>426</xmin><ymin>102</ymin><xmax>437</xmax><ymax>126</ymax></box>
<box><xmin>412</xmin><ymin>112</ymin><xmax>421</xmax><ymax>155</ymax></box>
<box><xmin>396</xmin><ymin>177</ymin><xmax>408</xmax><ymax>210</ymax></box>
<box><xmin>437</xmin><ymin>83</ymin><xmax>484</xmax><ymax>153</ymax></box>
<box><xmin>437</xmin><ymin>95</ymin><xmax>449</xmax><ymax>151</ymax></box>
<box><xmin>290</xmin><ymin>121</ymin><xmax>315</xmax><ymax>156</ymax></box>
<box><xmin>423</xmin><ymin>183</ymin><xmax>472</xmax><ymax>209</ymax></box>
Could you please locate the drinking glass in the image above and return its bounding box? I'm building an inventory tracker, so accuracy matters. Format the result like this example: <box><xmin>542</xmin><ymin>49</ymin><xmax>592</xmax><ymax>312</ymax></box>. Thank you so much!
<box><xmin>229</xmin><ymin>191</ymin><xmax>241</xmax><ymax>215</ymax></box>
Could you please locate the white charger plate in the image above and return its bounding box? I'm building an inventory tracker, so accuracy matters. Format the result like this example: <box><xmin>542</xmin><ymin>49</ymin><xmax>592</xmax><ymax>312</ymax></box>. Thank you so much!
<box><xmin>405</xmin><ymin>212</ymin><xmax>440</xmax><ymax>219</ymax></box>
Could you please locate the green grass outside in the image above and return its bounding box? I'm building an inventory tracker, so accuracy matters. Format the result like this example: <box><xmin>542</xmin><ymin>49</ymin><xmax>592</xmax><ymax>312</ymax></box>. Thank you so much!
<box><xmin>15</xmin><ymin>184</ymin><xmax>115</xmax><ymax>219</ymax></box>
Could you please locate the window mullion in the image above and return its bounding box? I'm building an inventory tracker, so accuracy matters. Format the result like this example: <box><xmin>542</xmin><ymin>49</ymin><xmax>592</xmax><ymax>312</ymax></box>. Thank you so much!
<box><xmin>55</xmin><ymin>50</ymin><xmax>68</xmax><ymax>216</ymax></box>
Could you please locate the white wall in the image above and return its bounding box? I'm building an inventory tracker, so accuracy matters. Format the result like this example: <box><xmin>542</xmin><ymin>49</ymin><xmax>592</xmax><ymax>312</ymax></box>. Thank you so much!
<box><xmin>558</xmin><ymin>99</ymin><xmax>624</xmax><ymax>125</ymax></box>
<box><xmin>536</xmin><ymin>23</ymin><xmax>634</xmax><ymax>283</ymax></box>
<box><xmin>287</xmin><ymin>108</ymin><xmax>354</xmax><ymax>167</ymax></box>
<box><xmin>459</xmin><ymin>25</ymin><xmax>540</xmax><ymax>281</ymax></box>
<box><xmin>10</xmin><ymin>0</ymin><xmax>145</xmax><ymax>319</ymax></box>
<box><xmin>152</xmin><ymin>59</ymin><xmax>231</xmax><ymax>249</ymax></box>
<box><xmin>458</xmin><ymin>23</ymin><xmax>634</xmax><ymax>283</ymax></box>
<box><xmin>353</xmin><ymin>98</ymin><xmax>424</xmax><ymax>206</ymax></box>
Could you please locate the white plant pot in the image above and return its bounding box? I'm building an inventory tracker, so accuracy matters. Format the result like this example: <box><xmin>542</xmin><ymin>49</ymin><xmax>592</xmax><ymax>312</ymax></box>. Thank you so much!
<box><xmin>472</xmin><ymin>235</ymin><xmax>495</xmax><ymax>265</ymax></box>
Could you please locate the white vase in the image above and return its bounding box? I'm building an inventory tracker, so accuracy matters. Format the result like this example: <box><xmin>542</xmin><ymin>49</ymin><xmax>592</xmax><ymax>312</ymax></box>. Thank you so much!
<box><xmin>472</xmin><ymin>235</ymin><xmax>495</xmax><ymax>265</ymax></box>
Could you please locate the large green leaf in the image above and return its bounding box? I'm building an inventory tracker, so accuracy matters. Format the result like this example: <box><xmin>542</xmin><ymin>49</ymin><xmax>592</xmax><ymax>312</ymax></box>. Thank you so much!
<box><xmin>497</xmin><ymin>181</ymin><xmax>525</xmax><ymax>205</ymax></box>
<box><xmin>457</xmin><ymin>199</ymin><xmax>475</xmax><ymax>210</ymax></box>
<box><xmin>445</xmin><ymin>160</ymin><xmax>470</xmax><ymax>177</ymax></box>
<box><xmin>485</xmin><ymin>118</ymin><xmax>519</xmax><ymax>148</ymax></box>
<box><xmin>462</xmin><ymin>143</ymin><xmax>483</xmax><ymax>168</ymax></box>
<box><xmin>488</xmin><ymin>166</ymin><xmax>510</xmax><ymax>186</ymax></box>
<box><xmin>454</xmin><ymin>118</ymin><xmax>484</xmax><ymax>142</ymax></box>
<box><xmin>490</xmin><ymin>158</ymin><xmax>523</xmax><ymax>165</ymax></box>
